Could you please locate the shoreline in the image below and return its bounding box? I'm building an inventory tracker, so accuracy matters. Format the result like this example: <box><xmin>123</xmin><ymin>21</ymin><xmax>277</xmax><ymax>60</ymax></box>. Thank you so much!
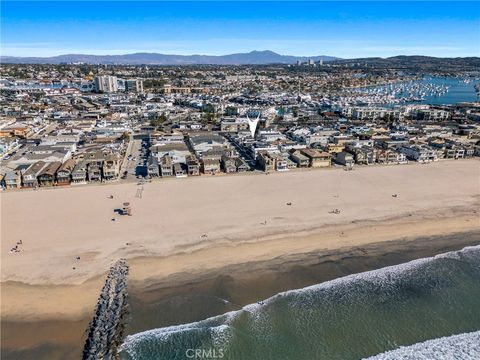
<box><xmin>2</xmin><ymin>207</ymin><xmax>479</xmax><ymax>322</ymax></box>
<box><xmin>2</xmin><ymin>228</ymin><xmax>479</xmax><ymax>359</ymax></box>
<box><xmin>126</xmin><ymin>229</ymin><xmax>480</xmax><ymax>334</ymax></box>
<box><xmin>1</xmin><ymin>159</ymin><xmax>479</xmax><ymax>358</ymax></box>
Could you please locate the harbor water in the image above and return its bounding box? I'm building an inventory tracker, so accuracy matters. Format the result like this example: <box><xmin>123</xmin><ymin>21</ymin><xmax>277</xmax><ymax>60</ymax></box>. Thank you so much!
<box><xmin>351</xmin><ymin>76</ymin><xmax>479</xmax><ymax>107</ymax></box>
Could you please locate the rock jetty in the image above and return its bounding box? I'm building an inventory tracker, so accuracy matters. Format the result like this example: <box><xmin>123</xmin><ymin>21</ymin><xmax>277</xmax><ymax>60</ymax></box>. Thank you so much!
<box><xmin>83</xmin><ymin>259</ymin><xmax>129</xmax><ymax>360</ymax></box>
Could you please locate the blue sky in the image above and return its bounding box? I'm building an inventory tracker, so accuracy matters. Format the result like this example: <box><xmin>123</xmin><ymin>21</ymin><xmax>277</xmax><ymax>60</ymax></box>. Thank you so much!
<box><xmin>1</xmin><ymin>1</ymin><xmax>479</xmax><ymax>58</ymax></box>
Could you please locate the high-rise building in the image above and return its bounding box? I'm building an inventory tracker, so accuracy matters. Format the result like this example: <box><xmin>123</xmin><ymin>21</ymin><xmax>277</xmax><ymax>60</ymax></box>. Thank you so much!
<box><xmin>116</xmin><ymin>78</ymin><xmax>126</xmax><ymax>92</ymax></box>
<box><xmin>125</xmin><ymin>79</ymin><xmax>144</xmax><ymax>93</ymax></box>
<box><xmin>308</xmin><ymin>59</ymin><xmax>314</xmax><ymax>65</ymax></box>
<box><xmin>94</xmin><ymin>75</ymin><xmax>118</xmax><ymax>93</ymax></box>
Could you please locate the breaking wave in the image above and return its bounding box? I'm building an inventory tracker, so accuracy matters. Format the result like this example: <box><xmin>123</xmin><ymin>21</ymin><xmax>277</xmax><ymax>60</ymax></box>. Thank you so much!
<box><xmin>364</xmin><ymin>331</ymin><xmax>480</xmax><ymax>360</ymax></box>
<box><xmin>120</xmin><ymin>245</ymin><xmax>480</xmax><ymax>360</ymax></box>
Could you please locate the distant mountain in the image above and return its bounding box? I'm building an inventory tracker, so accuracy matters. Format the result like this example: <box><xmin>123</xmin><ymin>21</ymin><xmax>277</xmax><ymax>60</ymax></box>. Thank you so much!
<box><xmin>0</xmin><ymin>50</ymin><xmax>339</xmax><ymax>65</ymax></box>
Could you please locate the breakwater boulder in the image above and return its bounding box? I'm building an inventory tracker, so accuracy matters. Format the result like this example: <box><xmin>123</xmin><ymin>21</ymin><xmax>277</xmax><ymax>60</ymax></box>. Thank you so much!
<box><xmin>83</xmin><ymin>259</ymin><xmax>129</xmax><ymax>360</ymax></box>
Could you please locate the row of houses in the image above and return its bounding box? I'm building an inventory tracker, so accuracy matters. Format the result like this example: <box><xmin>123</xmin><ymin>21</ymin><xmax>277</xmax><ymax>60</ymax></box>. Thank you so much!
<box><xmin>147</xmin><ymin>131</ymin><xmax>251</xmax><ymax>177</ymax></box>
<box><xmin>1</xmin><ymin>151</ymin><xmax>121</xmax><ymax>189</ymax></box>
<box><xmin>146</xmin><ymin>121</ymin><xmax>480</xmax><ymax>178</ymax></box>
<box><xmin>250</xmin><ymin>135</ymin><xmax>480</xmax><ymax>172</ymax></box>
<box><xmin>148</xmin><ymin>152</ymin><xmax>250</xmax><ymax>178</ymax></box>
<box><xmin>257</xmin><ymin>148</ymin><xmax>333</xmax><ymax>172</ymax></box>
<box><xmin>254</xmin><ymin>141</ymin><xmax>465</xmax><ymax>172</ymax></box>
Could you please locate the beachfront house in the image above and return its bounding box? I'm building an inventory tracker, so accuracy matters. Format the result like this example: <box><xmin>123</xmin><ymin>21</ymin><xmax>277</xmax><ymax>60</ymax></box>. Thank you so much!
<box><xmin>22</xmin><ymin>161</ymin><xmax>47</xmax><ymax>188</ymax></box>
<box><xmin>87</xmin><ymin>163</ymin><xmax>103</xmax><ymax>182</ymax></box>
<box><xmin>256</xmin><ymin>151</ymin><xmax>275</xmax><ymax>172</ymax></box>
<box><xmin>286</xmin><ymin>157</ymin><xmax>298</xmax><ymax>170</ymax></box>
<box><xmin>290</xmin><ymin>150</ymin><xmax>310</xmax><ymax>167</ymax></box>
<box><xmin>399</xmin><ymin>145</ymin><xmax>437</xmax><ymax>163</ymax></box>
<box><xmin>37</xmin><ymin>161</ymin><xmax>62</xmax><ymax>186</ymax></box>
<box><xmin>151</xmin><ymin>143</ymin><xmax>191</xmax><ymax>164</ymax></box>
<box><xmin>346</xmin><ymin>145</ymin><xmax>376</xmax><ymax>165</ymax></box>
<box><xmin>186</xmin><ymin>155</ymin><xmax>200</xmax><ymax>176</ymax></box>
<box><xmin>444</xmin><ymin>143</ymin><xmax>466</xmax><ymax>159</ymax></box>
<box><xmin>188</xmin><ymin>133</ymin><xmax>229</xmax><ymax>158</ymax></box>
<box><xmin>203</xmin><ymin>147</ymin><xmax>236</xmax><ymax>161</ymax></box>
<box><xmin>270</xmin><ymin>153</ymin><xmax>289</xmax><ymax>171</ymax></box>
<box><xmin>396</xmin><ymin>152</ymin><xmax>408</xmax><ymax>164</ymax></box>
<box><xmin>160</xmin><ymin>155</ymin><xmax>173</xmax><ymax>177</ymax></box>
<box><xmin>71</xmin><ymin>161</ymin><xmax>88</xmax><ymax>184</ymax></box>
<box><xmin>84</xmin><ymin>151</ymin><xmax>105</xmax><ymax>182</ymax></box>
<box><xmin>235</xmin><ymin>158</ymin><xmax>250</xmax><ymax>172</ymax></box>
<box><xmin>463</xmin><ymin>145</ymin><xmax>475</xmax><ymax>158</ymax></box>
<box><xmin>4</xmin><ymin>170</ymin><xmax>22</xmax><ymax>189</ymax></box>
<box><xmin>222</xmin><ymin>155</ymin><xmax>237</xmax><ymax>173</ymax></box>
<box><xmin>56</xmin><ymin>159</ymin><xmax>76</xmax><ymax>185</ymax></box>
<box><xmin>300</xmin><ymin>149</ymin><xmax>332</xmax><ymax>168</ymax></box>
<box><xmin>333</xmin><ymin>151</ymin><xmax>355</xmax><ymax>167</ymax></box>
<box><xmin>103</xmin><ymin>154</ymin><xmax>121</xmax><ymax>181</ymax></box>
<box><xmin>147</xmin><ymin>156</ymin><xmax>160</xmax><ymax>177</ymax></box>
<box><xmin>202</xmin><ymin>159</ymin><xmax>221</xmax><ymax>174</ymax></box>
<box><xmin>374</xmin><ymin>148</ymin><xmax>399</xmax><ymax>164</ymax></box>
<box><xmin>173</xmin><ymin>162</ymin><xmax>187</xmax><ymax>178</ymax></box>
<box><xmin>474</xmin><ymin>144</ymin><xmax>480</xmax><ymax>157</ymax></box>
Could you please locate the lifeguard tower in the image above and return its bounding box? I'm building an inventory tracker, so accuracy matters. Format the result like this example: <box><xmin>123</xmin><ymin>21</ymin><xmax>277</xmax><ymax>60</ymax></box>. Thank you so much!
<box><xmin>122</xmin><ymin>202</ymin><xmax>132</xmax><ymax>216</ymax></box>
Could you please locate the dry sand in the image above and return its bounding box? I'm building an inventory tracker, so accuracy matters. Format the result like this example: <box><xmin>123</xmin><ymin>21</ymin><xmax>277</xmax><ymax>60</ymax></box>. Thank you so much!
<box><xmin>1</xmin><ymin>159</ymin><xmax>479</xmax><ymax>358</ymax></box>
<box><xmin>1</xmin><ymin>159</ymin><xmax>479</xmax><ymax>322</ymax></box>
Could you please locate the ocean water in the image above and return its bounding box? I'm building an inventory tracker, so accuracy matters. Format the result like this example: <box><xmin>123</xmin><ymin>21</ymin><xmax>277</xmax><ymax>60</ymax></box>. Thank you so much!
<box><xmin>365</xmin><ymin>331</ymin><xmax>480</xmax><ymax>360</ymax></box>
<box><xmin>120</xmin><ymin>245</ymin><xmax>480</xmax><ymax>360</ymax></box>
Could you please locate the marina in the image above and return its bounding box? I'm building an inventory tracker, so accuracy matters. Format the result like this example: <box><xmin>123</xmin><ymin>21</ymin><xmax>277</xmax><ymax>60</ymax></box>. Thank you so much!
<box><xmin>333</xmin><ymin>77</ymin><xmax>479</xmax><ymax>108</ymax></box>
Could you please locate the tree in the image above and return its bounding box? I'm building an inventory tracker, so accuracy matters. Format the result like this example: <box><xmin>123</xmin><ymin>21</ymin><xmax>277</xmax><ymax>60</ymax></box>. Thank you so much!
<box><xmin>120</xmin><ymin>132</ymin><xmax>130</xmax><ymax>141</ymax></box>
<box><xmin>201</xmin><ymin>112</ymin><xmax>216</xmax><ymax>124</ymax></box>
<box><xmin>202</xmin><ymin>103</ymin><xmax>215</xmax><ymax>113</ymax></box>
<box><xmin>292</xmin><ymin>106</ymin><xmax>299</xmax><ymax>117</ymax></box>
<box><xmin>150</xmin><ymin>114</ymin><xmax>168</xmax><ymax>128</ymax></box>
<box><xmin>144</xmin><ymin>79</ymin><xmax>166</xmax><ymax>89</ymax></box>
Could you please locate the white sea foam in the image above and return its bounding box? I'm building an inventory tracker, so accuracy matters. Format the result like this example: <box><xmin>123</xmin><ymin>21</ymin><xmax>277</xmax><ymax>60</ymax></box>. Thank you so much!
<box><xmin>364</xmin><ymin>331</ymin><xmax>480</xmax><ymax>360</ymax></box>
<box><xmin>120</xmin><ymin>245</ymin><xmax>480</xmax><ymax>356</ymax></box>
<box><xmin>210</xmin><ymin>324</ymin><xmax>233</xmax><ymax>352</ymax></box>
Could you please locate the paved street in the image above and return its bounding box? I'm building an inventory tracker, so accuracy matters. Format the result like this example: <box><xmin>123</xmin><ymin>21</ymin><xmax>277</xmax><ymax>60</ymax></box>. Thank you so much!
<box><xmin>121</xmin><ymin>139</ymin><xmax>144</xmax><ymax>181</ymax></box>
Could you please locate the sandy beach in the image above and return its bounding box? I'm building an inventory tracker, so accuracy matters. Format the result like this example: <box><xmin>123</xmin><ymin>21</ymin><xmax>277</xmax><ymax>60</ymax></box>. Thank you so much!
<box><xmin>1</xmin><ymin>159</ymin><xmax>479</xmax><ymax>358</ymax></box>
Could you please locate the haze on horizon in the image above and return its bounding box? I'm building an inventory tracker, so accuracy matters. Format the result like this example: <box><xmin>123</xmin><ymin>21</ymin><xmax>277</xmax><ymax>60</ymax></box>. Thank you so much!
<box><xmin>1</xmin><ymin>1</ymin><xmax>479</xmax><ymax>59</ymax></box>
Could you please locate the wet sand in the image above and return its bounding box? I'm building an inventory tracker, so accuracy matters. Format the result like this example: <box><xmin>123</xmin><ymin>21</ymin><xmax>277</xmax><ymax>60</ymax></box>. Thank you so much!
<box><xmin>2</xmin><ymin>230</ymin><xmax>479</xmax><ymax>359</ymax></box>
<box><xmin>1</xmin><ymin>159</ymin><xmax>479</xmax><ymax>359</ymax></box>
<box><xmin>126</xmin><ymin>230</ymin><xmax>480</xmax><ymax>335</ymax></box>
